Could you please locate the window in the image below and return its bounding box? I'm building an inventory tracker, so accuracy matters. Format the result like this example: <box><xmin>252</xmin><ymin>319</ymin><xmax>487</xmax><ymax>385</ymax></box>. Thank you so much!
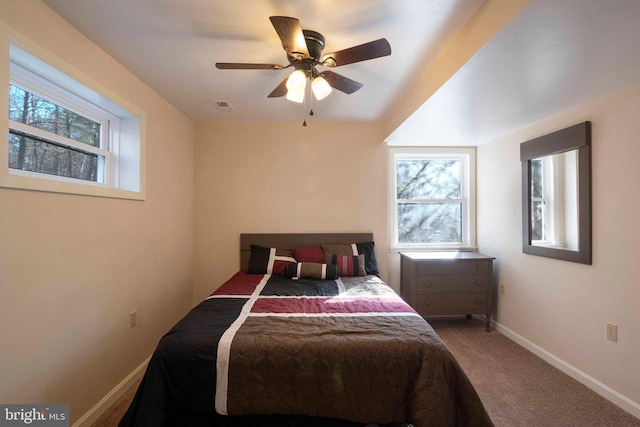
<box><xmin>389</xmin><ymin>147</ymin><xmax>476</xmax><ymax>249</ymax></box>
<box><xmin>2</xmin><ymin>39</ymin><xmax>144</xmax><ymax>199</ymax></box>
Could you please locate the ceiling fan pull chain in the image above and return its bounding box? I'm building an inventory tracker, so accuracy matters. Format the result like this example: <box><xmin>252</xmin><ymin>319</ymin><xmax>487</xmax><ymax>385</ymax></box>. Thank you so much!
<box><xmin>302</xmin><ymin>81</ymin><xmax>310</xmax><ymax>126</ymax></box>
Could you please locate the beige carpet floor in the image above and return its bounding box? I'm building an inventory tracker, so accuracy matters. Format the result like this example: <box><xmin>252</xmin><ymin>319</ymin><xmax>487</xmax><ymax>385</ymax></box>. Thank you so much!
<box><xmin>430</xmin><ymin>318</ymin><xmax>640</xmax><ymax>427</ymax></box>
<box><xmin>91</xmin><ymin>319</ymin><xmax>640</xmax><ymax>426</ymax></box>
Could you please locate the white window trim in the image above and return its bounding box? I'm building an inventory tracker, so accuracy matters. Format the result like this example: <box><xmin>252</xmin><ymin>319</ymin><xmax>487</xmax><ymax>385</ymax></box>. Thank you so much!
<box><xmin>0</xmin><ymin>26</ymin><xmax>146</xmax><ymax>200</ymax></box>
<box><xmin>388</xmin><ymin>146</ymin><xmax>477</xmax><ymax>252</ymax></box>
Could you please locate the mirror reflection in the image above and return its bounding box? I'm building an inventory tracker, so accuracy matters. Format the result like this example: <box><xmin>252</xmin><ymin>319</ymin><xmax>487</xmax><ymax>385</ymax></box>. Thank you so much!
<box><xmin>530</xmin><ymin>150</ymin><xmax>579</xmax><ymax>251</ymax></box>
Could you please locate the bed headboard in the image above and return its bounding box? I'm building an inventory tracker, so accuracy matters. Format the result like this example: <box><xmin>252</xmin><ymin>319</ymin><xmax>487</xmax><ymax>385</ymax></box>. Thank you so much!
<box><xmin>240</xmin><ymin>233</ymin><xmax>374</xmax><ymax>270</ymax></box>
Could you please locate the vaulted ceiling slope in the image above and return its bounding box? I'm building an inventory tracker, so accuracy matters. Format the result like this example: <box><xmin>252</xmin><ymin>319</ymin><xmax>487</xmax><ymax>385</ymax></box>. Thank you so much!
<box><xmin>387</xmin><ymin>0</ymin><xmax>640</xmax><ymax>145</ymax></box>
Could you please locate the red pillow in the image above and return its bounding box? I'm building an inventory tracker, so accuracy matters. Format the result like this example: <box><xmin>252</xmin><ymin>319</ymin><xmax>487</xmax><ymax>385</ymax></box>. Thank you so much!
<box><xmin>293</xmin><ymin>246</ymin><xmax>325</xmax><ymax>263</ymax></box>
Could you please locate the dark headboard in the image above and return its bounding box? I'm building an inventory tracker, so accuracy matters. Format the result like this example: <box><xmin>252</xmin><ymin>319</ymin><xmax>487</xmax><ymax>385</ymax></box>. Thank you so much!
<box><xmin>240</xmin><ymin>233</ymin><xmax>374</xmax><ymax>270</ymax></box>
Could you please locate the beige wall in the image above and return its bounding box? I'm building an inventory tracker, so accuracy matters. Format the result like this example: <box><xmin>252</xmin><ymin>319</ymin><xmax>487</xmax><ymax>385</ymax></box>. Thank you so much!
<box><xmin>193</xmin><ymin>121</ymin><xmax>387</xmax><ymax>302</ymax></box>
<box><xmin>477</xmin><ymin>82</ymin><xmax>640</xmax><ymax>413</ymax></box>
<box><xmin>0</xmin><ymin>1</ymin><xmax>194</xmax><ymax>423</ymax></box>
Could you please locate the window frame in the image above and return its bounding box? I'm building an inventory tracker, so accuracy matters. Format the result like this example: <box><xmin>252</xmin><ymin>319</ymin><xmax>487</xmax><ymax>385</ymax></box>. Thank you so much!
<box><xmin>1</xmin><ymin>30</ymin><xmax>145</xmax><ymax>200</ymax></box>
<box><xmin>389</xmin><ymin>147</ymin><xmax>476</xmax><ymax>251</ymax></box>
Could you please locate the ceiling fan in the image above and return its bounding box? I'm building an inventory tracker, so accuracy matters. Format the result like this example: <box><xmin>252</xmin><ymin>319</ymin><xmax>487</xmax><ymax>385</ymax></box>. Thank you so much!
<box><xmin>215</xmin><ymin>16</ymin><xmax>391</xmax><ymax>103</ymax></box>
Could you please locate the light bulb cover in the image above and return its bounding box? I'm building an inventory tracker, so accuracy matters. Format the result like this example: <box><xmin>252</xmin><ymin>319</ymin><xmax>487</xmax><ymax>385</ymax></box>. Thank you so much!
<box><xmin>286</xmin><ymin>69</ymin><xmax>307</xmax><ymax>91</ymax></box>
<box><xmin>286</xmin><ymin>87</ymin><xmax>305</xmax><ymax>103</ymax></box>
<box><xmin>312</xmin><ymin>76</ymin><xmax>332</xmax><ymax>100</ymax></box>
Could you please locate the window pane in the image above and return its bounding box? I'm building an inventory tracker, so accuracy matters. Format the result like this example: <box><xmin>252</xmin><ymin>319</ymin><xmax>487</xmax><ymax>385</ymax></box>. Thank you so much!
<box><xmin>9</xmin><ymin>84</ymin><xmax>101</xmax><ymax>147</ymax></box>
<box><xmin>531</xmin><ymin>158</ymin><xmax>543</xmax><ymax>198</ymax></box>
<box><xmin>9</xmin><ymin>131</ymin><xmax>99</xmax><ymax>182</ymax></box>
<box><xmin>398</xmin><ymin>203</ymin><xmax>462</xmax><ymax>243</ymax></box>
<box><xmin>531</xmin><ymin>200</ymin><xmax>544</xmax><ymax>241</ymax></box>
<box><xmin>397</xmin><ymin>159</ymin><xmax>460</xmax><ymax>200</ymax></box>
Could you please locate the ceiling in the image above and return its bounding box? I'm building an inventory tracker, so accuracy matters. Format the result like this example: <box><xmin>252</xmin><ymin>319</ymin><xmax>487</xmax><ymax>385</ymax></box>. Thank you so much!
<box><xmin>39</xmin><ymin>0</ymin><xmax>640</xmax><ymax>146</ymax></box>
<box><xmin>41</xmin><ymin>0</ymin><xmax>484</xmax><ymax>123</ymax></box>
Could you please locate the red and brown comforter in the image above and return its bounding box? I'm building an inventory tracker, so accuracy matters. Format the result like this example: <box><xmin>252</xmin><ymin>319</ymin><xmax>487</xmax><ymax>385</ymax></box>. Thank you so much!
<box><xmin>120</xmin><ymin>272</ymin><xmax>493</xmax><ymax>427</ymax></box>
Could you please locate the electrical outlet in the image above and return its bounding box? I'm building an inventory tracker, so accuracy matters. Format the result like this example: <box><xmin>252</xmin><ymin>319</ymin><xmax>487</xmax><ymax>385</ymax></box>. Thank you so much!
<box><xmin>606</xmin><ymin>322</ymin><xmax>617</xmax><ymax>342</ymax></box>
<box><xmin>130</xmin><ymin>311</ymin><xmax>137</xmax><ymax>328</ymax></box>
<box><xmin>500</xmin><ymin>284</ymin><xmax>506</xmax><ymax>296</ymax></box>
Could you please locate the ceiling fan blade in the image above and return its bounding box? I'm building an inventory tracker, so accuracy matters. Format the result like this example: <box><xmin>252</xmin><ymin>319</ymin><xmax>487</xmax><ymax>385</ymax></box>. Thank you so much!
<box><xmin>321</xmin><ymin>38</ymin><xmax>391</xmax><ymax>67</ymax></box>
<box><xmin>320</xmin><ymin>71</ymin><xmax>363</xmax><ymax>94</ymax></box>
<box><xmin>269</xmin><ymin>16</ymin><xmax>309</xmax><ymax>59</ymax></box>
<box><xmin>216</xmin><ymin>63</ymin><xmax>285</xmax><ymax>70</ymax></box>
<box><xmin>267</xmin><ymin>78</ymin><xmax>289</xmax><ymax>98</ymax></box>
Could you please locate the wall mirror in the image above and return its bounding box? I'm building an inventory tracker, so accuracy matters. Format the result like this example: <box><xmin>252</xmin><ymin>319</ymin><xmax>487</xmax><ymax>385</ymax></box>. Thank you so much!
<box><xmin>520</xmin><ymin>122</ymin><xmax>591</xmax><ymax>264</ymax></box>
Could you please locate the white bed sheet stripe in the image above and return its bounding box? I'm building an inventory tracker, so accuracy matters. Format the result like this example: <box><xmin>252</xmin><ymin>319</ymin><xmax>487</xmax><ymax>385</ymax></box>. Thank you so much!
<box><xmin>215</xmin><ymin>273</ymin><xmax>270</xmax><ymax>415</ymax></box>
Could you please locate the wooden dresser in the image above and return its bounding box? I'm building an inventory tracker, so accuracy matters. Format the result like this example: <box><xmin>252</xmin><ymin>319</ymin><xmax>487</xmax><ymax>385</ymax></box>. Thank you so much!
<box><xmin>400</xmin><ymin>252</ymin><xmax>495</xmax><ymax>332</ymax></box>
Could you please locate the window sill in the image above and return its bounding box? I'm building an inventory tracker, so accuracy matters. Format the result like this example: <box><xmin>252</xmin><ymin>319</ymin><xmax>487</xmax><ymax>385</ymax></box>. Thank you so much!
<box><xmin>388</xmin><ymin>246</ymin><xmax>478</xmax><ymax>254</ymax></box>
<box><xmin>1</xmin><ymin>171</ymin><xmax>145</xmax><ymax>200</ymax></box>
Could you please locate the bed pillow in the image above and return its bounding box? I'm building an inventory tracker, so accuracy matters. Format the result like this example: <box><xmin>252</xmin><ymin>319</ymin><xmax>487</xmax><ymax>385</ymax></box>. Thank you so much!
<box><xmin>321</xmin><ymin>242</ymin><xmax>380</xmax><ymax>276</ymax></box>
<box><xmin>292</xmin><ymin>246</ymin><xmax>325</xmax><ymax>263</ymax></box>
<box><xmin>247</xmin><ymin>244</ymin><xmax>296</xmax><ymax>275</ymax></box>
<box><xmin>284</xmin><ymin>262</ymin><xmax>339</xmax><ymax>280</ymax></box>
<box><xmin>324</xmin><ymin>253</ymin><xmax>366</xmax><ymax>277</ymax></box>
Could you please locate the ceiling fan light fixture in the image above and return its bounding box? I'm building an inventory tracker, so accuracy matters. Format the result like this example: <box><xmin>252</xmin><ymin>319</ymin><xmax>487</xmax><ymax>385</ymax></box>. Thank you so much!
<box><xmin>311</xmin><ymin>76</ymin><xmax>332</xmax><ymax>100</ymax></box>
<box><xmin>285</xmin><ymin>87</ymin><xmax>305</xmax><ymax>103</ymax></box>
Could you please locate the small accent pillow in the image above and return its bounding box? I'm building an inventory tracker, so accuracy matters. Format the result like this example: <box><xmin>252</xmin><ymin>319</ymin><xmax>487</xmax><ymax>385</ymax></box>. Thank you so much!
<box><xmin>247</xmin><ymin>244</ymin><xmax>296</xmax><ymax>275</ymax></box>
<box><xmin>292</xmin><ymin>246</ymin><xmax>325</xmax><ymax>263</ymax></box>
<box><xmin>321</xmin><ymin>241</ymin><xmax>380</xmax><ymax>276</ymax></box>
<box><xmin>324</xmin><ymin>253</ymin><xmax>366</xmax><ymax>277</ymax></box>
<box><xmin>284</xmin><ymin>263</ymin><xmax>339</xmax><ymax>280</ymax></box>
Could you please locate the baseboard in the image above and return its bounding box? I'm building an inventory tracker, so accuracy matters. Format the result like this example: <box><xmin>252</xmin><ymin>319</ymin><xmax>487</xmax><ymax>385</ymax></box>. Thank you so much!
<box><xmin>491</xmin><ymin>318</ymin><xmax>640</xmax><ymax>420</ymax></box>
<box><xmin>72</xmin><ymin>356</ymin><xmax>150</xmax><ymax>427</ymax></box>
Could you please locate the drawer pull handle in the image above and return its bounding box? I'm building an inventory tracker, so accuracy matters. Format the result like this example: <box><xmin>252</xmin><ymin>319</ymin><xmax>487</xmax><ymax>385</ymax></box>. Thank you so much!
<box><xmin>424</xmin><ymin>282</ymin><xmax>432</xmax><ymax>287</ymax></box>
<box><xmin>475</xmin><ymin>264</ymin><xmax>482</xmax><ymax>270</ymax></box>
<box><xmin>475</xmin><ymin>281</ymin><xmax>481</xmax><ymax>286</ymax></box>
<box><xmin>424</xmin><ymin>300</ymin><xmax>431</xmax><ymax>306</ymax></box>
<box><xmin>475</xmin><ymin>299</ymin><xmax>482</xmax><ymax>304</ymax></box>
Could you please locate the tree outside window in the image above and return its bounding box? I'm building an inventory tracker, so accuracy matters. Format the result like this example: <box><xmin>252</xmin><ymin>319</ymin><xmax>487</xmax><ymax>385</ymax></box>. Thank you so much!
<box><xmin>8</xmin><ymin>84</ymin><xmax>102</xmax><ymax>182</ymax></box>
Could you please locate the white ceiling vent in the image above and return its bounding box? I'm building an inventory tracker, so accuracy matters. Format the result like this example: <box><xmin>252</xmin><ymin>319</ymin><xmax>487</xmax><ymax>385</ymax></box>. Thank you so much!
<box><xmin>213</xmin><ymin>101</ymin><xmax>235</xmax><ymax>112</ymax></box>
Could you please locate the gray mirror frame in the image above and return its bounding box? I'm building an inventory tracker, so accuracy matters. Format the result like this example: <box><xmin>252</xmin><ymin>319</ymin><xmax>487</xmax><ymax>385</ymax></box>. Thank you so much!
<box><xmin>520</xmin><ymin>121</ymin><xmax>592</xmax><ymax>264</ymax></box>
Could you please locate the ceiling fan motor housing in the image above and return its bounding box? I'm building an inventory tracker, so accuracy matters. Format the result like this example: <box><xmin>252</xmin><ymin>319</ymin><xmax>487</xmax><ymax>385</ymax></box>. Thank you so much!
<box><xmin>301</xmin><ymin>30</ymin><xmax>325</xmax><ymax>61</ymax></box>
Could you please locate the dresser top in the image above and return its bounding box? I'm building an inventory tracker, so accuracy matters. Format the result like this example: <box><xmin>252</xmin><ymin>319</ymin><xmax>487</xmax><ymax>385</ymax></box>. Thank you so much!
<box><xmin>400</xmin><ymin>251</ymin><xmax>494</xmax><ymax>261</ymax></box>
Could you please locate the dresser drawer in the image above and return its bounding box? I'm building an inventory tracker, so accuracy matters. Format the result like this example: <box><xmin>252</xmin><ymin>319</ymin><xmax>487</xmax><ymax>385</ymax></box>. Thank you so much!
<box><xmin>416</xmin><ymin>275</ymin><xmax>488</xmax><ymax>293</ymax></box>
<box><xmin>417</xmin><ymin>261</ymin><xmax>489</xmax><ymax>275</ymax></box>
<box><xmin>414</xmin><ymin>293</ymin><xmax>488</xmax><ymax>316</ymax></box>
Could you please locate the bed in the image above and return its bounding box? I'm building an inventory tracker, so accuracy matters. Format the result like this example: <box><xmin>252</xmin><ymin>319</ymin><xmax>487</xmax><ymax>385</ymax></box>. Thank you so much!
<box><xmin>119</xmin><ymin>233</ymin><xmax>493</xmax><ymax>427</ymax></box>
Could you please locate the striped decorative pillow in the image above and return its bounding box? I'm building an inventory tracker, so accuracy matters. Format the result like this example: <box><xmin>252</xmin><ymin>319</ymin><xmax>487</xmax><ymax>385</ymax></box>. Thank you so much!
<box><xmin>324</xmin><ymin>253</ymin><xmax>366</xmax><ymax>277</ymax></box>
<box><xmin>247</xmin><ymin>244</ymin><xmax>296</xmax><ymax>275</ymax></box>
<box><xmin>321</xmin><ymin>242</ymin><xmax>379</xmax><ymax>276</ymax></box>
<box><xmin>284</xmin><ymin>263</ymin><xmax>339</xmax><ymax>280</ymax></box>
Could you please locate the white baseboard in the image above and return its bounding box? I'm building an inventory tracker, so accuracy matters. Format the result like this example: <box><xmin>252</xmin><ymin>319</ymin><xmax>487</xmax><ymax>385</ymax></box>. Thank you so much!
<box><xmin>72</xmin><ymin>356</ymin><xmax>150</xmax><ymax>427</ymax></box>
<box><xmin>491</xmin><ymin>319</ymin><xmax>640</xmax><ymax>420</ymax></box>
